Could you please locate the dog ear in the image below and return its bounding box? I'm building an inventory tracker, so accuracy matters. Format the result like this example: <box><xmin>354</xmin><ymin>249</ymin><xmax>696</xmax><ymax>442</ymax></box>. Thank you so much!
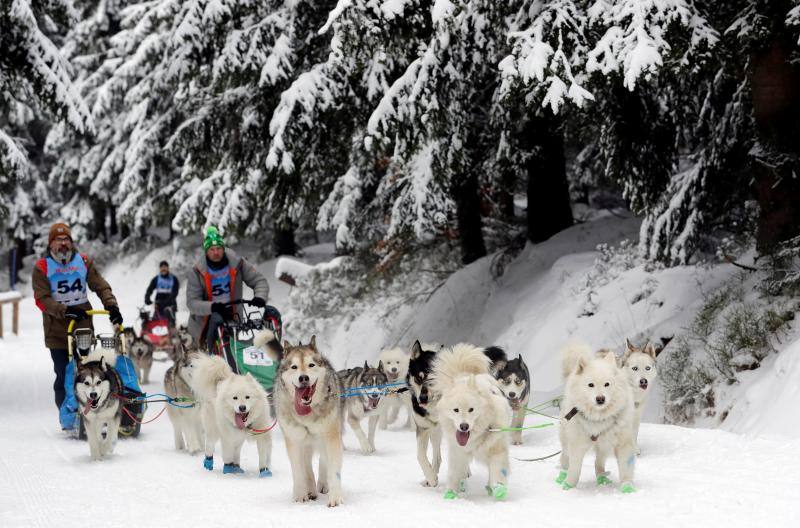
<box><xmin>363</xmin><ymin>360</ymin><xmax>369</xmax><ymax>370</ymax></box>
<box><xmin>603</xmin><ymin>352</ymin><xmax>618</xmax><ymax>366</ymax></box>
<box><xmin>309</xmin><ymin>335</ymin><xmax>317</xmax><ymax>351</ymax></box>
<box><xmin>283</xmin><ymin>339</ymin><xmax>291</xmax><ymax>351</ymax></box>
<box><xmin>575</xmin><ymin>356</ymin><xmax>587</xmax><ymax>375</ymax></box>
<box><xmin>100</xmin><ymin>356</ymin><xmax>108</xmax><ymax>371</ymax></box>
<box><xmin>625</xmin><ymin>338</ymin><xmax>637</xmax><ymax>353</ymax></box>
<box><xmin>643</xmin><ymin>342</ymin><xmax>657</xmax><ymax>359</ymax></box>
<box><xmin>377</xmin><ymin>360</ymin><xmax>384</xmax><ymax>373</ymax></box>
<box><xmin>411</xmin><ymin>340</ymin><xmax>423</xmax><ymax>359</ymax></box>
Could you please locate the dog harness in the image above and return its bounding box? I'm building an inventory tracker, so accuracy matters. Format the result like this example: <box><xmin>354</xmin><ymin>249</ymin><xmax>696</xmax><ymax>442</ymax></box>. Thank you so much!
<box><xmin>564</xmin><ymin>406</ymin><xmax>623</xmax><ymax>442</ymax></box>
<box><xmin>36</xmin><ymin>253</ymin><xmax>90</xmax><ymax>308</ymax></box>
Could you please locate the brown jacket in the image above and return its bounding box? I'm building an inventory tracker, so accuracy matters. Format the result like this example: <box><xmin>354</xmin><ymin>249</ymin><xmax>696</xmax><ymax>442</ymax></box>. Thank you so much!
<box><xmin>32</xmin><ymin>250</ymin><xmax>118</xmax><ymax>349</ymax></box>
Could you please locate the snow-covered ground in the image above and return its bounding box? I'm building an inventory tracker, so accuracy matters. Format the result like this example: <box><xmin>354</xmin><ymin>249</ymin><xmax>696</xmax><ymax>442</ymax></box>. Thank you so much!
<box><xmin>1</xmin><ymin>222</ymin><xmax>799</xmax><ymax>527</ymax></box>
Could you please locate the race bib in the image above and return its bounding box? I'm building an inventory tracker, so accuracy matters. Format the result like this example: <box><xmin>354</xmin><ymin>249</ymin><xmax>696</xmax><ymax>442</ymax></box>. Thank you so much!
<box><xmin>242</xmin><ymin>346</ymin><xmax>274</xmax><ymax>367</ymax></box>
<box><xmin>151</xmin><ymin>325</ymin><xmax>169</xmax><ymax>337</ymax></box>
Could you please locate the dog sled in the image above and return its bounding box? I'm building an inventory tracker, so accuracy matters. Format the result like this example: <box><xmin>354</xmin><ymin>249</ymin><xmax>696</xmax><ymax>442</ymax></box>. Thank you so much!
<box><xmin>209</xmin><ymin>299</ymin><xmax>282</xmax><ymax>393</ymax></box>
<box><xmin>137</xmin><ymin>305</ymin><xmax>178</xmax><ymax>361</ymax></box>
<box><xmin>59</xmin><ymin>310</ymin><xmax>146</xmax><ymax>439</ymax></box>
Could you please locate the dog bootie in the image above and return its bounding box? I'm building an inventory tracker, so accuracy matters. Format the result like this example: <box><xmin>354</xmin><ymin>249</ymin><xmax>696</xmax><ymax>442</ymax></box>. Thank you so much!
<box><xmin>555</xmin><ymin>470</ymin><xmax>567</xmax><ymax>485</ymax></box>
<box><xmin>223</xmin><ymin>463</ymin><xmax>245</xmax><ymax>474</ymax></box>
<box><xmin>561</xmin><ymin>482</ymin><xmax>574</xmax><ymax>490</ymax></box>
<box><xmin>620</xmin><ymin>482</ymin><xmax>636</xmax><ymax>494</ymax></box>
<box><xmin>443</xmin><ymin>489</ymin><xmax>458</xmax><ymax>500</ymax></box>
<box><xmin>259</xmin><ymin>467</ymin><xmax>273</xmax><ymax>478</ymax></box>
<box><xmin>596</xmin><ymin>473</ymin><xmax>613</xmax><ymax>486</ymax></box>
<box><xmin>490</xmin><ymin>483</ymin><xmax>508</xmax><ymax>501</ymax></box>
<box><xmin>203</xmin><ymin>456</ymin><xmax>213</xmax><ymax>471</ymax></box>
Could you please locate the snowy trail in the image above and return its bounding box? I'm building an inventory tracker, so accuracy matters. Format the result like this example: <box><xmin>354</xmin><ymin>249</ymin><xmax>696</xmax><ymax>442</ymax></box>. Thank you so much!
<box><xmin>1</xmin><ymin>301</ymin><xmax>798</xmax><ymax>527</ymax></box>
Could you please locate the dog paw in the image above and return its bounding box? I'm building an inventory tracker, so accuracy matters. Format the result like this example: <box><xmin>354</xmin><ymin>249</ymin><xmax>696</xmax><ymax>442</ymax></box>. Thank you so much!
<box><xmin>307</xmin><ymin>492</ymin><xmax>318</xmax><ymax>501</ymax></box>
<box><xmin>318</xmin><ymin>484</ymin><xmax>329</xmax><ymax>494</ymax></box>
<box><xmin>259</xmin><ymin>467</ymin><xmax>273</xmax><ymax>478</ymax></box>
<box><xmin>459</xmin><ymin>479</ymin><xmax>467</xmax><ymax>493</ymax></box>
<box><xmin>294</xmin><ymin>494</ymin><xmax>310</xmax><ymax>503</ymax></box>
<box><xmin>327</xmin><ymin>493</ymin><xmax>343</xmax><ymax>507</ymax></box>
<box><xmin>555</xmin><ymin>470</ymin><xmax>567</xmax><ymax>485</ymax></box>
<box><xmin>443</xmin><ymin>489</ymin><xmax>458</xmax><ymax>500</ymax></box>
<box><xmin>620</xmin><ymin>482</ymin><xmax>636</xmax><ymax>494</ymax></box>
<box><xmin>203</xmin><ymin>456</ymin><xmax>213</xmax><ymax>471</ymax></box>
<box><xmin>421</xmin><ymin>477</ymin><xmax>438</xmax><ymax>487</ymax></box>
<box><xmin>596</xmin><ymin>474</ymin><xmax>613</xmax><ymax>486</ymax></box>
<box><xmin>561</xmin><ymin>482</ymin><xmax>574</xmax><ymax>491</ymax></box>
<box><xmin>511</xmin><ymin>440</ymin><xmax>523</xmax><ymax>446</ymax></box>
<box><xmin>360</xmin><ymin>445</ymin><xmax>375</xmax><ymax>455</ymax></box>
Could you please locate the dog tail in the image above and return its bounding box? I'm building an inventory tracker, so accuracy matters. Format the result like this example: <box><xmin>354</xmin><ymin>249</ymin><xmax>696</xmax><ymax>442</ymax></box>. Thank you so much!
<box><xmin>254</xmin><ymin>329</ymin><xmax>283</xmax><ymax>361</ymax></box>
<box><xmin>432</xmin><ymin>343</ymin><xmax>491</xmax><ymax>394</ymax></box>
<box><xmin>560</xmin><ymin>342</ymin><xmax>593</xmax><ymax>379</ymax></box>
<box><xmin>483</xmin><ymin>346</ymin><xmax>507</xmax><ymax>373</ymax></box>
<box><xmin>190</xmin><ymin>353</ymin><xmax>232</xmax><ymax>400</ymax></box>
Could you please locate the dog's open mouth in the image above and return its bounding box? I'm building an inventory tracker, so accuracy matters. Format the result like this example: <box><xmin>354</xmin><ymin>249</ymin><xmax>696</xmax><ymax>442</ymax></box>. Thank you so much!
<box><xmin>456</xmin><ymin>430</ymin><xmax>470</xmax><ymax>447</ymax></box>
<box><xmin>88</xmin><ymin>398</ymin><xmax>99</xmax><ymax>409</ymax></box>
<box><xmin>365</xmin><ymin>396</ymin><xmax>380</xmax><ymax>411</ymax></box>
<box><xmin>639</xmin><ymin>380</ymin><xmax>649</xmax><ymax>390</ymax></box>
<box><xmin>294</xmin><ymin>383</ymin><xmax>317</xmax><ymax>416</ymax></box>
<box><xmin>235</xmin><ymin>411</ymin><xmax>249</xmax><ymax>429</ymax></box>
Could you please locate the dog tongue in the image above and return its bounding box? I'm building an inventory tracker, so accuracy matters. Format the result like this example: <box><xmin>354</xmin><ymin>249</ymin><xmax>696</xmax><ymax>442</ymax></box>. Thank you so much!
<box><xmin>456</xmin><ymin>430</ymin><xmax>470</xmax><ymax>447</ymax></box>
<box><xmin>369</xmin><ymin>397</ymin><xmax>379</xmax><ymax>409</ymax></box>
<box><xmin>294</xmin><ymin>386</ymin><xmax>314</xmax><ymax>416</ymax></box>
<box><xmin>235</xmin><ymin>412</ymin><xmax>248</xmax><ymax>429</ymax></box>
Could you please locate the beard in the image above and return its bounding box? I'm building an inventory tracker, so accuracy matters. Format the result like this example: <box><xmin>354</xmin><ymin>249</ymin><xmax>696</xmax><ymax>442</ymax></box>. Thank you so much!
<box><xmin>52</xmin><ymin>249</ymin><xmax>71</xmax><ymax>263</ymax></box>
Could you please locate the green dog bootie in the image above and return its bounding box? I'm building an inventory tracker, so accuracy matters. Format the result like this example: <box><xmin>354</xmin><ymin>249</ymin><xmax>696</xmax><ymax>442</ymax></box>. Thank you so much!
<box><xmin>491</xmin><ymin>483</ymin><xmax>508</xmax><ymax>501</ymax></box>
<box><xmin>444</xmin><ymin>489</ymin><xmax>458</xmax><ymax>500</ymax></box>
<box><xmin>562</xmin><ymin>482</ymin><xmax>574</xmax><ymax>490</ymax></box>
<box><xmin>596</xmin><ymin>474</ymin><xmax>613</xmax><ymax>486</ymax></box>
<box><xmin>556</xmin><ymin>470</ymin><xmax>567</xmax><ymax>485</ymax></box>
<box><xmin>620</xmin><ymin>482</ymin><xmax>636</xmax><ymax>494</ymax></box>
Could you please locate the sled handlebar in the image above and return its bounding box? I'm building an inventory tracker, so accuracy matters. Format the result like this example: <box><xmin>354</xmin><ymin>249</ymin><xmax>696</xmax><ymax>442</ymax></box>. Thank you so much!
<box><xmin>67</xmin><ymin>310</ymin><xmax>127</xmax><ymax>359</ymax></box>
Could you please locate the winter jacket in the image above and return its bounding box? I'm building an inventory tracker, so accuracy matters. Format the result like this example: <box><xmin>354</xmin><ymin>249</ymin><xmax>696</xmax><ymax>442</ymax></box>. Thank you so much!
<box><xmin>33</xmin><ymin>250</ymin><xmax>119</xmax><ymax>349</ymax></box>
<box><xmin>186</xmin><ymin>249</ymin><xmax>269</xmax><ymax>344</ymax></box>
<box><xmin>145</xmin><ymin>273</ymin><xmax>180</xmax><ymax>307</ymax></box>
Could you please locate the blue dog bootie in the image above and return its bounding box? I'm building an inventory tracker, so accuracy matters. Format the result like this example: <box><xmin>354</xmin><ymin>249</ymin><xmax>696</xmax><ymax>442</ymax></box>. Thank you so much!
<box><xmin>259</xmin><ymin>467</ymin><xmax>273</xmax><ymax>478</ymax></box>
<box><xmin>223</xmin><ymin>463</ymin><xmax>245</xmax><ymax>474</ymax></box>
<box><xmin>203</xmin><ymin>456</ymin><xmax>213</xmax><ymax>471</ymax></box>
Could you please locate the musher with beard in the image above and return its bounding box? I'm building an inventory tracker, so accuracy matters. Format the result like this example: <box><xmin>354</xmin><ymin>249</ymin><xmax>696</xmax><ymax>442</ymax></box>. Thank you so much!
<box><xmin>186</xmin><ymin>226</ymin><xmax>279</xmax><ymax>371</ymax></box>
<box><xmin>32</xmin><ymin>223</ymin><xmax>123</xmax><ymax>413</ymax></box>
<box><xmin>144</xmin><ymin>260</ymin><xmax>180</xmax><ymax>326</ymax></box>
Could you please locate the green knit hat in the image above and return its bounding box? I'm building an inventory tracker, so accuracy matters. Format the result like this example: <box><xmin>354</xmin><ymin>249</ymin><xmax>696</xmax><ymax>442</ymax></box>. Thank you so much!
<box><xmin>203</xmin><ymin>226</ymin><xmax>225</xmax><ymax>251</ymax></box>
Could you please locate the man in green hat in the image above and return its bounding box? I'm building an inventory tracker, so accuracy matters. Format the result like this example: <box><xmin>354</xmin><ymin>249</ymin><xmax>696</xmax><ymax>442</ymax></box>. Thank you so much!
<box><xmin>186</xmin><ymin>226</ymin><xmax>274</xmax><ymax>361</ymax></box>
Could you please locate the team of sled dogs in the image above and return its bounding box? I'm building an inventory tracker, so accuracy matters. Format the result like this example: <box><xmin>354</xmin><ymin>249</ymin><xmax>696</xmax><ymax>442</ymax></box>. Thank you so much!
<box><xmin>74</xmin><ymin>328</ymin><xmax>663</xmax><ymax>505</ymax></box>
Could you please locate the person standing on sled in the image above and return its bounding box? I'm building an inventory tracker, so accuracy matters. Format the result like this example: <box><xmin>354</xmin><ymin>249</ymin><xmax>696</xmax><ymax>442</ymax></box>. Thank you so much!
<box><xmin>144</xmin><ymin>260</ymin><xmax>179</xmax><ymax>326</ymax></box>
<box><xmin>186</xmin><ymin>226</ymin><xmax>276</xmax><ymax>371</ymax></box>
<box><xmin>32</xmin><ymin>223</ymin><xmax>124</xmax><ymax>418</ymax></box>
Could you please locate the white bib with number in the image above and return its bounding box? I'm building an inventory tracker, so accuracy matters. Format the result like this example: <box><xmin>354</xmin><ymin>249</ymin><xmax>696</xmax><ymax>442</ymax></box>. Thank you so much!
<box><xmin>242</xmin><ymin>346</ymin><xmax>274</xmax><ymax>367</ymax></box>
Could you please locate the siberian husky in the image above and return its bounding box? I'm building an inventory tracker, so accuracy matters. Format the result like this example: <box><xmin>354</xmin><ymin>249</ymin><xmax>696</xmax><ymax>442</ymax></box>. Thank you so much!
<box><xmin>129</xmin><ymin>336</ymin><xmax>154</xmax><ymax>384</ymax></box>
<box><xmin>377</xmin><ymin>347</ymin><xmax>413</xmax><ymax>430</ymax></box>
<box><xmin>433</xmin><ymin>344</ymin><xmax>512</xmax><ymax>500</ymax></box>
<box><xmin>495</xmin><ymin>354</ymin><xmax>530</xmax><ymax>445</ymax></box>
<box><xmin>557</xmin><ymin>343</ymin><xmax>636</xmax><ymax>493</ymax></box>
<box><xmin>622</xmin><ymin>339</ymin><xmax>659</xmax><ymax>454</ymax></box>
<box><xmin>338</xmin><ymin>362</ymin><xmax>389</xmax><ymax>454</ymax></box>
<box><xmin>271</xmin><ymin>336</ymin><xmax>344</xmax><ymax>507</ymax></box>
<box><xmin>164</xmin><ymin>349</ymin><xmax>203</xmax><ymax>454</ymax></box>
<box><xmin>407</xmin><ymin>341</ymin><xmax>443</xmax><ymax>487</ymax></box>
<box><xmin>74</xmin><ymin>357</ymin><xmax>122</xmax><ymax>461</ymax></box>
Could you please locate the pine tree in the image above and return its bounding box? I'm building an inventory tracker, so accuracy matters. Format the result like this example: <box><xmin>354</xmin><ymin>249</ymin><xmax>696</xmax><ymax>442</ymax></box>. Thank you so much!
<box><xmin>1</xmin><ymin>0</ymin><xmax>92</xmax><ymax>239</ymax></box>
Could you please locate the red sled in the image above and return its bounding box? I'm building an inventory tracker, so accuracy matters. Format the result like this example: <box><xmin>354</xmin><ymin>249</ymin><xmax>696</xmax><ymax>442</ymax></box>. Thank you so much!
<box><xmin>141</xmin><ymin>318</ymin><xmax>172</xmax><ymax>348</ymax></box>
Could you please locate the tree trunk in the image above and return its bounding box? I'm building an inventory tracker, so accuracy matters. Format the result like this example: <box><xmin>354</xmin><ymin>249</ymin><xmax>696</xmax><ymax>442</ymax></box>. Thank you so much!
<box><xmin>453</xmin><ymin>170</ymin><xmax>487</xmax><ymax>265</ymax></box>
<box><xmin>523</xmin><ymin>116</ymin><xmax>573</xmax><ymax>243</ymax></box>
<box><xmin>274</xmin><ymin>223</ymin><xmax>297</xmax><ymax>256</ymax></box>
<box><xmin>750</xmin><ymin>36</ymin><xmax>800</xmax><ymax>252</ymax></box>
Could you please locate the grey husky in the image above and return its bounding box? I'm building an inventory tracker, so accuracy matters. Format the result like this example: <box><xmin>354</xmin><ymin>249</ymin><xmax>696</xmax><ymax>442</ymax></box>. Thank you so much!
<box><xmin>622</xmin><ymin>339</ymin><xmax>660</xmax><ymax>454</ymax></box>
<box><xmin>164</xmin><ymin>349</ymin><xmax>203</xmax><ymax>454</ymax></box>
<box><xmin>74</xmin><ymin>357</ymin><xmax>122</xmax><ymax>461</ymax></box>
<box><xmin>270</xmin><ymin>336</ymin><xmax>345</xmax><ymax>507</ymax></box>
<box><xmin>338</xmin><ymin>362</ymin><xmax>389</xmax><ymax>454</ymax></box>
<box><xmin>495</xmin><ymin>354</ymin><xmax>530</xmax><ymax>445</ymax></box>
<box><xmin>129</xmin><ymin>336</ymin><xmax>154</xmax><ymax>384</ymax></box>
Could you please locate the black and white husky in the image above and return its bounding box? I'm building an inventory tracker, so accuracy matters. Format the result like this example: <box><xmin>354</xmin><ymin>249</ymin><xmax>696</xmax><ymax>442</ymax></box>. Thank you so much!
<box><xmin>164</xmin><ymin>349</ymin><xmax>203</xmax><ymax>454</ymax></box>
<box><xmin>495</xmin><ymin>354</ymin><xmax>530</xmax><ymax>445</ymax></box>
<box><xmin>338</xmin><ymin>362</ymin><xmax>389</xmax><ymax>454</ymax></box>
<box><xmin>74</xmin><ymin>357</ymin><xmax>122</xmax><ymax>461</ymax></box>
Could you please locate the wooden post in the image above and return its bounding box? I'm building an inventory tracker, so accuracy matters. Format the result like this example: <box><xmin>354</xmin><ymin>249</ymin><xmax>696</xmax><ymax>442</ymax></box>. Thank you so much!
<box><xmin>13</xmin><ymin>300</ymin><xmax>19</xmax><ymax>335</ymax></box>
<box><xmin>0</xmin><ymin>304</ymin><xmax>4</xmax><ymax>339</ymax></box>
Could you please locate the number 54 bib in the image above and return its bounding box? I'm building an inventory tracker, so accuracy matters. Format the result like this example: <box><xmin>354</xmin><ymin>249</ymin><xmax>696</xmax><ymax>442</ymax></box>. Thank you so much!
<box><xmin>46</xmin><ymin>253</ymin><xmax>89</xmax><ymax>306</ymax></box>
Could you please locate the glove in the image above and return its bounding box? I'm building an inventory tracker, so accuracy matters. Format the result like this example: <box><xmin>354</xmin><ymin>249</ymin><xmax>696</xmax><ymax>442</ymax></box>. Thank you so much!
<box><xmin>250</xmin><ymin>297</ymin><xmax>266</xmax><ymax>308</ymax></box>
<box><xmin>211</xmin><ymin>302</ymin><xmax>228</xmax><ymax>317</ymax></box>
<box><xmin>107</xmin><ymin>305</ymin><xmax>123</xmax><ymax>326</ymax></box>
<box><xmin>144</xmin><ymin>298</ymin><xmax>153</xmax><ymax>305</ymax></box>
<box><xmin>65</xmin><ymin>306</ymin><xmax>88</xmax><ymax>321</ymax></box>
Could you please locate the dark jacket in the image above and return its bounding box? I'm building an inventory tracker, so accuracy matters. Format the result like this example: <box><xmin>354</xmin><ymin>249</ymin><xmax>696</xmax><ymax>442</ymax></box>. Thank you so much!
<box><xmin>33</xmin><ymin>250</ymin><xmax>118</xmax><ymax>349</ymax></box>
<box><xmin>145</xmin><ymin>273</ymin><xmax>180</xmax><ymax>306</ymax></box>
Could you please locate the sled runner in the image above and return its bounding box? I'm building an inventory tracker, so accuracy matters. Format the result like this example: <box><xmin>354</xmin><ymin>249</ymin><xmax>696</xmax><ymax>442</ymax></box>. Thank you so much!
<box><xmin>60</xmin><ymin>310</ymin><xmax>146</xmax><ymax>439</ymax></box>
<box><xmin>209</xmin><ymin>299</ymin><xmax>282</xmax><ymax>393</ymax></box>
